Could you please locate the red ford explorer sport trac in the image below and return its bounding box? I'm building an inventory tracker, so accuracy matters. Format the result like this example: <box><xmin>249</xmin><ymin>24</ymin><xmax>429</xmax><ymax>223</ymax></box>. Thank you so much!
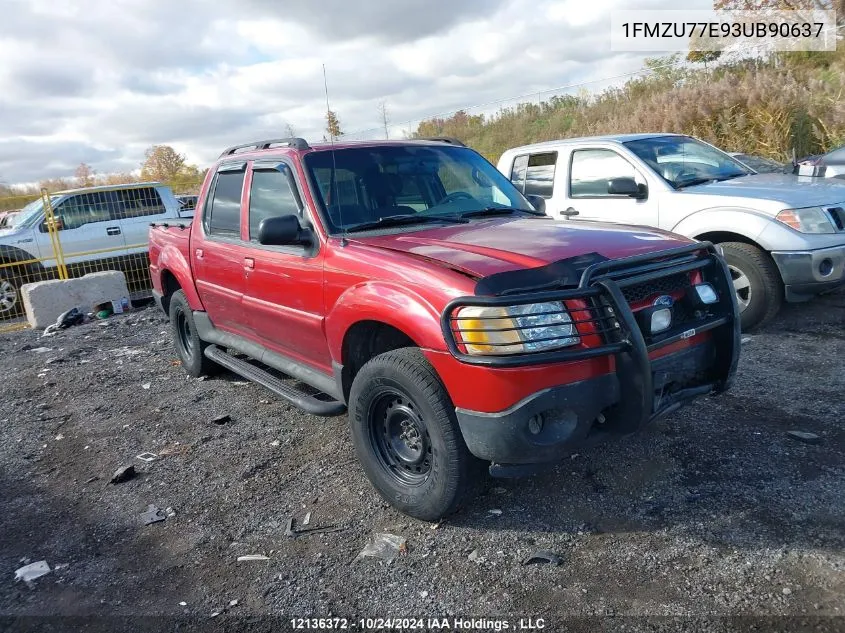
<box><xmin>149</xmin><ymin>136</ymin><xmax>740</xmax><ymax>521</ymax></box>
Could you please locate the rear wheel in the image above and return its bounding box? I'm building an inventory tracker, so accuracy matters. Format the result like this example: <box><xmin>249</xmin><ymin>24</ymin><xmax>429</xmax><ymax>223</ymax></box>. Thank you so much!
<box><xmin>169</xmin><ymin>290</ymin><xmax>219</xmax><ymax>377</ymax></box>
<box><xmin>719</xmin><ymin>242</ymin><xmax>783</xmax><ymax>331</ymax></box>
<box><xmin>348</xmin><ymin>347</ymin><xmax>485</xmax><ymax>521</ymax></box>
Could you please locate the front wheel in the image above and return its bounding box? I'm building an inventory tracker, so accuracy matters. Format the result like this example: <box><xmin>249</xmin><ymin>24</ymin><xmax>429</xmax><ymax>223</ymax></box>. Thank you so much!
<box><xmin>348</xmin><ymin>348</ymin><xmax>485</xmax><ymax>521</ymax></box>
<box><xmin>169</xmin><ymin>290</ymin><xmax>219</xmax><ymax>377</ymax></box>
<box><xmin>719</xmin><ymin>242</ymin><xmax>783</xmax><ymax>331</ymax></box>
<box><xmin>0</xmin><ymin>272</ymin><xmax>23</xmax><ymax>319</ymax></box>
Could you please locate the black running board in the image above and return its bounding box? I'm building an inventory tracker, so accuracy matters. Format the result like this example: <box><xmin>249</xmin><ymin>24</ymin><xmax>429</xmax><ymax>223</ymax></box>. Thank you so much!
<box><xmin>204</xmin><ymin>345</ymin><xmax>346</xmax><ymax>417</ymax></box>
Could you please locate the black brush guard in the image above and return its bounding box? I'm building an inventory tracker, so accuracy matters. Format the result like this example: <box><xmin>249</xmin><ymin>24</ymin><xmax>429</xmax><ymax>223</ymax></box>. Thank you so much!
<box><xmin>441</xmin><ymin>242</ymin><xmax>741</xmax><ymax>433</ymax></box>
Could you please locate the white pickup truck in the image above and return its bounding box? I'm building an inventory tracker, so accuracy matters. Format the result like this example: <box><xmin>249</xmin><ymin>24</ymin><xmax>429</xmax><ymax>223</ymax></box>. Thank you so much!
<box><xmin>0</xmin><ymin>182</ymin><xmax>190</xmax><ymax>317</ymax></box>
<box><xmin>498</xmin><ymin>134</ymin><xmax>845</xmax><ymax>330</ymax></box>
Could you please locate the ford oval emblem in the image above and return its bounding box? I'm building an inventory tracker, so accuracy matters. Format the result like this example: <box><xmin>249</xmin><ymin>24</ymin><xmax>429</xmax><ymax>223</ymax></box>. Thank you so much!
<box><xmin>653</xmin><ymin>295</ymin><xmax>674</xmax><ymax>307</ymax></box>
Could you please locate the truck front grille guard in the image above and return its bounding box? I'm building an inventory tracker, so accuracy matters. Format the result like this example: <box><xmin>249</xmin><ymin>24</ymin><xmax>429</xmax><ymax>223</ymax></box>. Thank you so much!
<box><xmin>440</xmin><ymin>242</ymin><xmax>741</xmax><ymax>376</ymax></box>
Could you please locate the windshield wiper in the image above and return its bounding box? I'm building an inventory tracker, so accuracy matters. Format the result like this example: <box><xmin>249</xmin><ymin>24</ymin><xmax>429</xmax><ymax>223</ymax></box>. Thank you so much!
<box><xmin>675</xmin><ymin>177</ymin><xmax>715</xmax><ymax>190</ymax></box>
<box><xmin>715</xmin><ymin>173</ymin><xmax>749</xmax><ymax>182</ymax></box>
<box><xmin>459</xmin><ymin>206</ymin><xmax>546</xmax><ymax>218</ymax></box>
<box><xmin>345</xmin><ymin>214</ymin><xmax>468</xmax><ymax>233</ymax></box>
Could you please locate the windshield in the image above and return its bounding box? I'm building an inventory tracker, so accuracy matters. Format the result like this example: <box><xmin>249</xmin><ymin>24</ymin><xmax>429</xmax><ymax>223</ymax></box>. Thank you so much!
<box><xmin>624</xmin><ymin>136</ymin><xmax>752</xmax><ymax>189</ymax></box>
<box><xmin>9</xmin><ymin>197</ymin><xmax>50</xmax><ymax>228</ymax></box>
<box><xmin>303</xmin><ymin>145</ymin><xmax>535</xmax><ymax>232</ymax></box>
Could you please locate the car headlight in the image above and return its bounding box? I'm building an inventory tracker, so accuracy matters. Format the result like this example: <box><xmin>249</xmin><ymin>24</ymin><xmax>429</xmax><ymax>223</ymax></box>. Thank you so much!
<box><xmin>454</xmin><ymin>301</ymin><xmax>580</xmax><ymax>355</ymax></box>
<box><xmin>776</xmin><ymin>207</ymin><xmax>836</xmax><ymax>234</ymax></box>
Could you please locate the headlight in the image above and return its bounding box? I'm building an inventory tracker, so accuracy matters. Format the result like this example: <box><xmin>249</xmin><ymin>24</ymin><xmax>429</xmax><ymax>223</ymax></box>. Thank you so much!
<box><xmin>776</xmin><ymin>207</ymin><xmax>835</xmax><ymax>234</ymax></box>
<box><xmin>454</xmin><ymin>301</ymin><xmax>580</xmax><ymax>355</ymax></box>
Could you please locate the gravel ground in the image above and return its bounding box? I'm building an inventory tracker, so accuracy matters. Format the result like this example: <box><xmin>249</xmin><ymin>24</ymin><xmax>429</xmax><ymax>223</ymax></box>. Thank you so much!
<box><xmin>0</xmin><ymin>292</ymin><xmax>843</xmax><ymax>631</ymax></box>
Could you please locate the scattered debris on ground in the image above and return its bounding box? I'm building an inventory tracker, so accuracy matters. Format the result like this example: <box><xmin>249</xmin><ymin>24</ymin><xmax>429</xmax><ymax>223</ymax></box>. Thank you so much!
<box><xmin>110</xmin><ymin>465</ymin><xmax>136</xmax><ymax>484</ymax></box>
<box><xmin>140</xmin><ymin>505</ymin><xmax>167</xmax><ymax>525</ymax></box>
<box><xmin>14</xmin><ymin>561</ymin><xmax>51</xmax><ymax>584</ymax></box>
<box><xmin>786</xmin><ymin>430</ymin><xmax>822</xmax><ymax>444</ymax></box>
<box><xmin>357</xmin><ymin>534</ymin><xmax>407</xmax><ymax>562</ymax></box>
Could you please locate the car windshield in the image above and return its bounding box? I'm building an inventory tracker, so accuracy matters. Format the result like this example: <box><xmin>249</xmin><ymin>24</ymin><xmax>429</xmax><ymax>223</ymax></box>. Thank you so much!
<box><xmin>624</xmin><ymin>136</ymin><xmax>752</xmax><ymax>189</ymax></box>
<box><xmin>303</xmin><ymin>144</ymin><xmax>535</xmax><ymax>233</ymax></box>
<box><xmin>9</xmin><ymin>196</ymin><xmax>56</xmax><ymax>228</ymax></box>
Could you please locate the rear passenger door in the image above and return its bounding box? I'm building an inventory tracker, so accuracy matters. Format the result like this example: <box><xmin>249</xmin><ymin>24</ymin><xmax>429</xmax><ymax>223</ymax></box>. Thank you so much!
<box><xmin>193</xmin><ymin>163</ymin><xmax>250</xmax><ymax>334</ymax></box>
<box><xmin>242</xmin><ymin>160</ymin><xmax>331</xmax><ymax>373</ymax></box>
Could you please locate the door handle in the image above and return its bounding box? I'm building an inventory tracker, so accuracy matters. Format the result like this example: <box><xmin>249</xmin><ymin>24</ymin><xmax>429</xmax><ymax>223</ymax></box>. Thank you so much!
<box><xmin>561</xmin><ymin>207</ymin><xmax>580</xmax><ymax>218</ymax></box>
<box><xmin>244</xmin><ymin>257</ymin><xmax>255</xmax><ymax>270</ymax></box>
<box><xmin>106</xmin><ymin>226</ymin><xmax>121</xmax><ymax>235</ymax></box>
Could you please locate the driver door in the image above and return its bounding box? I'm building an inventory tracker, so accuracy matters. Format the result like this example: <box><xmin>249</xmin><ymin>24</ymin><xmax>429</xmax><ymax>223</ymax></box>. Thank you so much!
<box><xmin>561</xmin><ymin>148</ymin><xmax>658</xmax><ymax>228</ymax></box>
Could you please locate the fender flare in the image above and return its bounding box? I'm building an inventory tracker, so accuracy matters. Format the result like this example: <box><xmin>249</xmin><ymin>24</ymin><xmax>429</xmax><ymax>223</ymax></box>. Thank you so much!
<box><xmin>155</xmin><ymin>242</ymin><xmax>204</xmax><ymax>311</ymax></box>
<box><xmin>325</xmin><ymin>281</ymin><xmax>445</xmax><ymax>364</ymax></box>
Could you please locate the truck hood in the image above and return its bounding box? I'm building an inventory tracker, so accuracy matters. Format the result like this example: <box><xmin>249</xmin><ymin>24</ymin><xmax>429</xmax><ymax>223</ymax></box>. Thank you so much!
<box><xmin>352</xmin><ymin>217</ymin><xmax>692</xmax><ymax>279</ymax></box>
<box><xmin>680</xmin><ymin>173</ymin><xmax>845</xmax><ymax>208</ymax></box>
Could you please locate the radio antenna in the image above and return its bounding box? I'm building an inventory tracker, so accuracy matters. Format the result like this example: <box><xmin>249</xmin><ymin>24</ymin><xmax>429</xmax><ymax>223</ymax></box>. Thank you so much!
<box><xmin>323</xmin><ymin>63</ymin><xmax>346</xmax><ymax>246</ymax></box>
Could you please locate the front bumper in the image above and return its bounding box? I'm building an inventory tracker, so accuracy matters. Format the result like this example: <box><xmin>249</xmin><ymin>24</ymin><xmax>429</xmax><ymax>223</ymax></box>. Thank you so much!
<box><xmin>442</xmin><ymin>242</ymin><xmax>740</xmax><ymax>472</ymax></box>
<box><xmin>771</xmin><ymin>244</ymin><xmax>845</xmax><ymax>301</ymax></box>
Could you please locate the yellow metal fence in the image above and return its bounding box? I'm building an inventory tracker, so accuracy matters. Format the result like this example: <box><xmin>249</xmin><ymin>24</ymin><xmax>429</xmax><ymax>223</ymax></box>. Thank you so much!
<box><xmin>0</xmin><ymin>184</ymin><xmax>198</xmax><ymax>333</ymax></box>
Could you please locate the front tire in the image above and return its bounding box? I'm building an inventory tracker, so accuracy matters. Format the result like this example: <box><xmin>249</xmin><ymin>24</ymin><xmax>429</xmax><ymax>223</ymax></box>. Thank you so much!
<box><xmin>0</xmin><ymin>272</ymin><xmax>23</xmax><ymax>319</ymax></box>
<box><xmin>348</xmin><ymin>348</ymin><xmax>485</xmax><ymax>521</ymax></box>
<box><xmin>719</xmin><ymin>242</ymin><xmax>783</xmax><ymax>331</ymax></box>
<box><xmin>169</xmin><ymin>290</ymin><xmax>219</xmax><ymax>377</ymax></box>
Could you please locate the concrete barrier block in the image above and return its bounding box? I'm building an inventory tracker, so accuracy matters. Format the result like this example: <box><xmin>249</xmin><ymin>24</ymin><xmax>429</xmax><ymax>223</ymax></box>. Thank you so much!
<box><xmin>21</xmin><ymin>271</ymin><xmax>131</xmax><ymax>329</ymax></box>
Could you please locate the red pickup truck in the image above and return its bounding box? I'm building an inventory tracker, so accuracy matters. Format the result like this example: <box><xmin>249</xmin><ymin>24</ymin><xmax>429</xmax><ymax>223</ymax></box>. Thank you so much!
<box><xmin>149</xmin><ymin>136</ymin><xmax>740</xmax><ymax>521</ymax></box>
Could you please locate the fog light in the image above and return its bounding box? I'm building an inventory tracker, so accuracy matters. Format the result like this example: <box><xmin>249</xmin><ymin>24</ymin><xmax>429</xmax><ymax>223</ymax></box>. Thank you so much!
<box><xmin>694</xmin><ymin>283</ymin><xmax>718</xmax><ymax>304</ymax></box>
<box><xmin>651</xmin><ymin>308</ymin><xmax>672</xmax><ymax>333</ymax></box>
<box><xmin>527</xmin><ymin>414</ymin><xmax>544</xmax><ymax>435</ymax></box>
<box><xmin>819</xmin><ymin>258</ymin><xmax>834</xmax><ymax>276</ymax></box>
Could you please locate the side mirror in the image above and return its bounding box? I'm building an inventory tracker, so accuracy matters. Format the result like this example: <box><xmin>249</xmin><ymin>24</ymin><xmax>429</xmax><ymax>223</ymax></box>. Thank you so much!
<box><xmin>525</xmin><ymin>194</ymin><xmax>546</xmax><ymax>214</ymax></box>
<box><xmin>608</xmin><ymin>177</ymin><xmax>647</xmax><ymax>199</ymax></box>
<box><xmin>41</xmin><ymin>216</ymin><xmax>64</xmax><ymax>232</ymax></box>
<box><xmin>258</xmin><ymin>215</ymin><xmax>310</xmax><ymax>246</ymax></box>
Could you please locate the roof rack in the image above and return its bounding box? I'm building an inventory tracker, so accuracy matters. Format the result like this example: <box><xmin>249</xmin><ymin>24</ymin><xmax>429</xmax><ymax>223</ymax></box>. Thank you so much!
<box><xmin>218</xmin><ymin>137</ymin><xmax>311</xmax><ymax>158</ymax></box>
<box><xmin>417</xmin><ymin>136</ymin><xmax>466</xmax><ymax>147</ymax></box>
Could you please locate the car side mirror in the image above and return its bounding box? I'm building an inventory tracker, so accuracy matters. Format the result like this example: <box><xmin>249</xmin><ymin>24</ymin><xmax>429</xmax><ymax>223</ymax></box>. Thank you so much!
<box><xmin>525</xmin><ymin>194</ymin><xmax>546</xmax><ymax>214</ymax></box>
<box><xmin>257</xmin><ymin>215</ymin><xmax>310</xmax><ymax>246</ymax></box>
<box><xmin>608</xmin><ymin>177</ymin><xmax>647</xmax><ymax>199</ymax></box>
<box><xmin>41</xmin><ymin>216</ymin><xmax>64</xmax><ymax>232</ymax></box>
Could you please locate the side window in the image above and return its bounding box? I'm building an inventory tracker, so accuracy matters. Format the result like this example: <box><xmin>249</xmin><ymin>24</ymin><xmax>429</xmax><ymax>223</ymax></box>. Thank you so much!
<box><xmin>523</xmin><ymin>153</ymin><xmax>557</xmax><ymax>198</ymax></box>
<box><xmin>56</xmin><ymin>192</ymin><xmax>117</xmax><ymax>230</ymax></box>
<box><xmin>248</xmin><ymin>169</ymin><xmax>301</xmax><ymax>241</ymax></box>
<box><xmin>510</xmin><ymin>155</ymin><xmax>529</xmax><ymax>191</ymax></box>
<box><xmin>118</xmin><ymin>187</ymin><xmax>166</xmax><ymax>218</ymax></box>
<box><xmin>207</xmin><ymin>170</ymin><xmax>245</xmax><ymax>237</ymax></box>
<box><xmin>570</xmin><ymin>149</ymin><xmax>641</xmax><ymax>198</ymax></box>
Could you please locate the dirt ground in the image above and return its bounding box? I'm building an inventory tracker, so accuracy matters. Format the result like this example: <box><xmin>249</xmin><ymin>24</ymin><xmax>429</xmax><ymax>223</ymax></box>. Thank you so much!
<box><xmin>0</xmin><ymin>291</ymin><xmax>843</xmax><ymax>632</ymax></box>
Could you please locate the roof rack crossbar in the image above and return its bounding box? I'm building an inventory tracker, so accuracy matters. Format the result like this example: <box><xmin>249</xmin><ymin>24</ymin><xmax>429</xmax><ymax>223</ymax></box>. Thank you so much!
<box><xmin>417</xmin><ymin>136</ymin><xmax>466</xmax><ymax>147</ymax></box>
<box><xmin>219</xmin><ymin>137</ymin><xmax>311</xmax><ymax>158</ymax></box>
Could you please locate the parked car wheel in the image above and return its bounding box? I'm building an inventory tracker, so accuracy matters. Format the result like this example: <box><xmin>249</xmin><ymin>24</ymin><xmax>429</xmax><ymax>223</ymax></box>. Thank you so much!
<box><xmin>0</xmin><ymin>272</ymin><xmax>23</xmax><ymax>319</ymax></box>
<box><xmin>169</xmin><ymin>290</ymin><xmax>219</xmax><ymax>377</ymax></box>
<box><xmin>719</xmin><ymin>242</ymin><xmax>783</xmax><ymax>331</ymax></box>
<box><xmin>348</xmin><ymin>347</ymin><xmax>485</xmax><ymax>521</ymax></box>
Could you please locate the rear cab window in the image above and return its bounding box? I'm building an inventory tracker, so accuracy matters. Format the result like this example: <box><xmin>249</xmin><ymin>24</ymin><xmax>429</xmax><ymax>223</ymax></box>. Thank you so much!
<box><xmin>118</xmin><ymin>187</ymin><xmax>167</xmax><ymax>218</ymax></box>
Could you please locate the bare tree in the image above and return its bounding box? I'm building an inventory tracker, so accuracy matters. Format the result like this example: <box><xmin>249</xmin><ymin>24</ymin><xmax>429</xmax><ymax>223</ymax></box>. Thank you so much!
<box><xmin>284</xmin><ymin>122</ymin><xmax>297</xmax><ymax>138</ymax></box>
<box><xmin>74</xmin><ymin>163</ymin><xmax>95</xmax><ymax>188</ymax></box>
<box><xmin>377</xmin><ymin>101</ymin><xmax>390</xmax><ymax>139</ymax></box>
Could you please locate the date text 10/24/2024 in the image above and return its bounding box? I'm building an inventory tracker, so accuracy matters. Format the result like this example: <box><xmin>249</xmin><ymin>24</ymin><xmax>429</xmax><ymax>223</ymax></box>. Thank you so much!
<box><xmin>290</xmin><ymin>617</ymin><xmax>546</xmax><ymax>631</ymax></box>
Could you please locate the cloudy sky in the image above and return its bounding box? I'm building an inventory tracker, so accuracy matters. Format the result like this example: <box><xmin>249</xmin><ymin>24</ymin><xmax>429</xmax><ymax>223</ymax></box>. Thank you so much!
<box><xmin>0</xmin><ymin>0</ymin><xmax>710</xmax><ymax>184</ymax></box>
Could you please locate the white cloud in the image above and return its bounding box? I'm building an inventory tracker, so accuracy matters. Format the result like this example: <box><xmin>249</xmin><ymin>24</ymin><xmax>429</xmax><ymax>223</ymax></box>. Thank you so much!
<box><xmin>0</xmin><ymin>0</ymin><xmax>696</xmax><ymax>184</ymax></box>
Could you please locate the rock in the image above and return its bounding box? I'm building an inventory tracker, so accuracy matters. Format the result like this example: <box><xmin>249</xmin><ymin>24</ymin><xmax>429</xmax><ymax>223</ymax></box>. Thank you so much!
<box><xmin>468</xmin><ymin>550</ymin><xmax>485</xmax><ymax>563</ymax></box>
<box><xmin>212</xmin><ymin>414</ymin><xmax>231</xmax><ymax>425</ymax></box>
<box><xmin>488</xmin><ymin>509</ymin><xmax>503</xmax><ymax>516</ymax></box>
<box><xmin>523</xmin><ymin>550</ymin><xmax>563</xmax><ymax>566</ymax></box>
<box><xmin>783</xmin><ymin>587</ymin><xmax>792</xmax><ymax>595</ymax></box>
<box><xmin>110</xmin><ymin>465</ymin><xmax>136</xmax><ymax>484</ymax></box>
<box><xmin>420</xmin><ymin>591</ymin><xmax>429</xmax><ymax>599</ymax></box>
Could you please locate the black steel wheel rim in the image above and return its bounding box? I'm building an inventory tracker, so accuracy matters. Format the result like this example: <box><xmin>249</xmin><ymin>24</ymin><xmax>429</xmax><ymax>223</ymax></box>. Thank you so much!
<box><xmin>175</xmin><ymin>307</ymin><xmax>194</xmax><ymax>357</ymax></box>
<box><xmin>369</xmin><ymin>390</ymin><xmax>433</xmax><ymax>486</ymax></box>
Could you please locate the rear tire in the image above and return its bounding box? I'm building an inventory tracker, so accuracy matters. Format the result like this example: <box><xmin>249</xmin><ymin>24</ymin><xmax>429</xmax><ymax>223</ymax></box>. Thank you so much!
<box><xmin>719</xmin><ymin>242</ymin><xmax>783</xmax><ymax>331</ymax></box>
<box><xmin>348</xmin><ymin>347</ymin><xmax>485</xmax><ymax>521</ymax></box>
<box><xmin>169</xmin><ymin>290</ymin><xmax>219</xmax><ymax>377</ymax></box>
